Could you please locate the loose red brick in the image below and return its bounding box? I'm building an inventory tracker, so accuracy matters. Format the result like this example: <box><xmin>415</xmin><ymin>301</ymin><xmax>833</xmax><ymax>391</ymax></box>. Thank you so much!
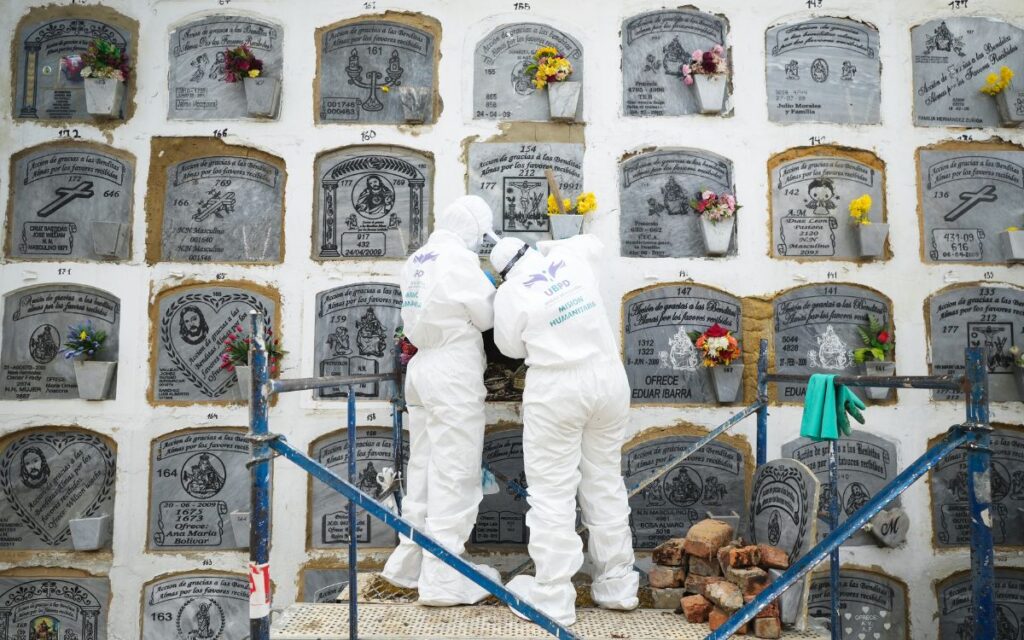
<box><xmin>726</xmin><ymin>566</ymin><xmax>769</xmax><ymax>594</ymax></box>
<box><xmin>652</xmin><ymin>538</ymin><xmax>687</xmax><ymax>566</ymax></box>
<box><xmin>648</xmin><ymin>565</ymin><xmax>685</xmax><ymax>588</ymax></box>
<box><xmin>706</xmin><ymin>580</ymin><xmax>744</xmax><ymax>612</ymax></box>
<box><xmin>683</xmin><ymin>519</ymin><xmax>734</xmax><ymax>560</ymax></box>
<box><xmin>728</xmin><ymin>545</ymin><xmax>762</xmax><ymax>568</ymax></box>
<box><xmin>744</xmin><ymin>594</ymin><xmax>780</xmax><ymax>619</ymax></box>
<box><xmin>681</xmin><ymin>594</ymin><xmax>712</xmax><ymax>623</ymax></box>
<box><xmin>709</xmin><ymin>606</ymin><xmax>748</xmax><ymax>634</ymax></box>
<box><xmin>717</xmin><ymin>544</ymin><xmax>736</xmax><ymax>572</ymax></box>
<box><xmin>753</xmin><ymin>616</ymin><xmax>782</xmax><ymax>639</ymax></box>
<box><xmin>684</xmin><ymin>573</ymin><xmax>726</xmax><ymax>597</ymax></box>
<box><xmin>689</xmin><ymin>554</ymin><xmax>722</xmax><ymax>577</ymax></box>
<box><xmin>757</xmin><ymin>544</ymin><xmax>790</xmax><ymax>570</ymax></box>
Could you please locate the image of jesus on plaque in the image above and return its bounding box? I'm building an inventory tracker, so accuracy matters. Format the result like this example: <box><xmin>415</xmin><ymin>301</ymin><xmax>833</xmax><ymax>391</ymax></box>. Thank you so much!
<box><xmin>354</xmin><ymin>175</ymin><xmax>395</xmax><ymax>219</ymax></box>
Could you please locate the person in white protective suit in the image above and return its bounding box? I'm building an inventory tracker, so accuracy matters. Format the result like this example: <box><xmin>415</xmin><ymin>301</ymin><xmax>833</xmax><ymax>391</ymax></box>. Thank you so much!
<box><xmin>489</xmin><ymin>234</ymin><xmax>639</xmax><ymax>626</ymax></box>
<box><xmin>380</xmin><ymin>195</ymin><xmax>504</xmax><ymax>605</ymax></box>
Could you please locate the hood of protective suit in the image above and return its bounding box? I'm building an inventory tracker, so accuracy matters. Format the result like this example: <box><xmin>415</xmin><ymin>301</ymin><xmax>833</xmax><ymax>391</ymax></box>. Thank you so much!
<box><xmin>436</xmin><ymin>195</ymin><xmax>494</xmax><ymax>252</ymax></box>
<box><xmin>489</xmin><ymin>237</ymin><xmax>529</xmax><ymax>277</ymax></box>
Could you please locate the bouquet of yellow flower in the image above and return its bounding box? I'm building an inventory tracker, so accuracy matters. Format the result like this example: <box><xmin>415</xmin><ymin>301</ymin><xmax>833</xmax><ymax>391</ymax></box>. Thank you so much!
<box><xmin>981</xmin><ymin>66</ymin><xmax>1014</xmax><ymax>95</ymax></box>
<box><xmin>548</xmin><ymin>192</ymin><xmax>596</xmax><ymax>215</ymax></box>
<box><xmin>526</xmin><ymin>46</ymin><xmax>573</xmax><ymax>90</ymax></box>
<box><xmin>849</xmin><ymin>194</ymin><xmax>873</xmax><ymax>225</ymax></box>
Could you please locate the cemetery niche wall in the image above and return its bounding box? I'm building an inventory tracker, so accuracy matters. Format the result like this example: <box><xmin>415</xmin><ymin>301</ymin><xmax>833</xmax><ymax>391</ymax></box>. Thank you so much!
<box><xmin>0</xmin><ymin>284</ymin><xmax>120</xmax><ymax>401</ymax></box>
<box><xmin>619</xmin><ymin>148</ymin><xmax>736</xmax><ymax>257</ymax></box>
<box><xmin>926</xmin><ymin>283</ymin><xmax>1024</xmax><ymax>403</ymax></box>
<box><xmin>141</xmin><ymin>572</ymin><xmax>249</xmax><ymax>640</ymax></box>
<box><xmin>299</xmin><ymin>568</ymin><xmax>349</xmax><ymax>604</ymax></box>
<box><xmin>0</xmin><ymin>572</ymin><xmax>110</xmax><ymax>640</ymax></box>
<box><xmin>765</xmin><ymin>17</ymin><xmax>881</xmax><ymax>125</ymax></box>
<box><xmin>146</xmin><ymin>138</ymin><xmax>286</xmax><ymax>265</ymax></box>
<box><xmin>917</xmin><ymin>140</ymin><xmax>1024</xmax><ymax>264</ymax></box>
<box><xmin>315</xmin><ymin>14</ymin><xmax>440</xmax><ymax>125</ymax></box>
<box><xmin>769</xmin><ymin>146</ymin><xmax>887</xmax><ymax>260</ymax></box>
<box><xmin>313</xmin><ymin>146</ymin><xmax>432</xmax><ymax>260</ymax></box>
<box><xmin>473</xmin><ymin>22</ymin><xmax>583</xmax><ymax>121</ymax></box>
<box><xmin>621</xmin><ymin>9</ymin><xmax>730</xmax><ymax>118</ymax></box>
<box><xmin>5</xmin><ymin>142</ymin><xmax>134</xmax><ymax>262</ymax></box>
<box><xmin>13</xmin><ymin>5</ymin><xmax>136</xmax><ymax>123</ymax></box>
<box><xmin>167</xmin><ymin>13</ymin><xmax>283</xmax><ymax>120</ymax></box>
<box><xmin>936</xmin><ymin>568</ymin><xmax>1024</xmax><ymax>639</ymax></box>
<box><xmin>472</xmin><ymin>425</ymin><xmax>528</xmax><ymax>545</ymax></box>
<box><xmin>807</xmin><ymin>568</ymin><xmax>908</xmax><ymax>640</ymax></box>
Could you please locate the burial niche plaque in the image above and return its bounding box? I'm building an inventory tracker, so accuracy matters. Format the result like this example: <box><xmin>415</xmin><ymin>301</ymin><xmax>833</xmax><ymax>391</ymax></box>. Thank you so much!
<box><xmin>624</xmin><ymin>429</ymin><xmax>749</xmax><ymax>549</ymax></box>
<box><xmin>473</xmin><ymin>427</ymin><xmax>528</xmax><ymax>545</ymax></box>
<box><xmin>918</xmin><ymin>143</ymin><xmax>1024</xmax><ymax>263</ymax></box>
<box><xmin>912</xmin><ymin>18</ymin><xmax>1024</xmax><ymax>128</ymax></box>
<box><xmin>317</xmin><ymin>17</ymin><xmax>438</xmax><ymax>124</ymax></box>
<box><xmin>927</xmin><ymin>284</ymin><xmax>1024</xmax><ymax>402</ymax></box>
<box><xmin>153</xmin><ymin>284</ymin><xmax>277</xmax><ymax>403</ymax></box>
<box><xmin>474</xmin><ymin>23</ymin><xmax>583</xmax><ymax>121</ymax></box>
<box><xmin>301</xmin><ymin>569</ymin><xmax>349</xmax><ymax>603</ymax></box>
<box><xmin>148</xmin><ymin>429</ymin><xmax>250</xmax><ymax>550</ymax></box>
<box><xmin>310</xmin><ymin>428</ymin><xmax>407</xmax><ymax>549</ymax></box>
<box><xmin>0</xmin><ymin>575</ymin><xmax>110</xmax><ymax>640</ymax></box>
<box><xmin>7</xmin><ymin>143</ymin><xmax>134</xmax><ymax>261</ymax></box>
<box><xmin>619</xmin><ymin>148</ymin><xmax>736</xmax><ymax>258</ymax></box>
<box><xmin>808</xmin><ymin>569</ymin><xmax>908</xmax><ymax>640</ymax></box>
<box><xmin>152</xmin><ymin>141</ymin><xmax>285</xmax><ymax>264</ymax></box>
<box><xmin>14</xmin><ymin>7</ymin><xmax>134</xmax><ymax>121</ymax></box>
<box><xmin>749</xmin><ymin>458</ymin><xmax>819</xmax><ymax>565</ymax></box>
<box><xmin>930</xmin><ymin>427</ymin><xmax>1024</xmax><ymax>547</ymax></box>
<box><xmin>142</xmin><ymin>573</ymin><xmax>249</xmax><ymax>640</ymax></box>
<box><xmin>770</xmin><ymin>147</ymin><xmax>886</xmax><ymax>259</ymax></box>
<box><xmin>468</xmin><ymin>142</ymin><xmax>584</xmax><ymax>252</ymax></box>
<box><xmin>622</xmin><ymin>284</ymin><xmax>742</xmax><ymax>404</ymax></box>
<box><xmin>937</xmin><ymin>568</ymin><xmax>1024</xmax><ymax>639</ymax></box>
<box><xmin>168</xmin><ymin>15</ymin><xmax>283</xmax><ymax>120</ymax></box>
<box><xmin>621</xmin><ymin>10</ymin><xmax>729</xmax><ymax>117</ymax></box>
<box><xmin>0</xmin><ymin>429</ymin><xmax>115</xmax><ymax>551</ymax></box>
<box><xmin>314</xmin><ymin>146</ymin><xmax>432</xmax><ymax>260</ymax></box>
<box><xmin>313</xmin><ymin>283</ymin><xmax>401</xmax><ymax>400</ymax></box>
<box><xmin>766</xmin><ymin>18</ymin><xmax>880</xmax><ymax>125</ymax></box>
<box><xmin>1</xmin><ymin>285</ymin><xmax>120</xmax><ymax>400</ymax></box>
<box><xmin>783</xmin><ymin>434</ymin><xmax>899</xmax><ymax>546</ymax></box>
<box><xmin>773</xmin><ymin>284</ymin><xmax>891</xmax><ymax>401</ymax></box>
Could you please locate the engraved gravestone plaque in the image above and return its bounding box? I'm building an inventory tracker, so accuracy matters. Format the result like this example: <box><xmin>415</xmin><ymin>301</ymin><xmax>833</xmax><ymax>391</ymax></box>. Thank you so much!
<box><xmin>912</xmin><ymin>18</ymin><xmax>1024</xmax><ymax>128</ymax></box>
<box><xmin>0</xmin><ymin>430</ymin><xmax>115</xmax><ymax>551</ymax></box>
<box><xmin>0</xmin><ymin>576</ymin><xmax>110</xmax><ymax>640</ymax></box>
<box><xmin>770</xmin><ymin>149</ymin><xmax>885</xmax><ymax>259</ymax></box>
<box><xmin>7</xmin><ymin>143</ymin><xmax>133</xmax><ymax>261</ymax></box>
<box><xmin>314</xmin><ymin>146</ymin><xmax>432</xmax><ymax>260</ymax></box>
<box><xmin>619</xmin><ymin>148</ymin><xmax>735</xmax><ymax>258</ymax></box>
<box><xmin>930</xmin><ymin>427</ymin><xmax>1024</xmax><ymax>547</ymax></box>
<box><xmin>142</xmin><ymin>573</ymin><xmax>249</xmax><ymax>640</ymax></box>
<box><xmin>783</xmin><ymin>434</ymin><xmax>900</xmax><ymax>546</ymax></box>
<box><xmin>808</xmin><ymin>569</ymin><xmax>908</xmax><ymax>640</ymax></box>
<box><xmin>148</xmin><ymin>429</ymin><xmax>250</xmax><ymax>550</ymax></box>
<box><xmin>301</xmin><ymin>569</ymin><xmax>349</xmax><ymax>603</ymax></box>
<box><xmin>624</xmin><ymin>433</ymin><xmax>748</xmax><ymax>549</ymax></box>
<box><xmin>622</xmin><ymin>284</ymin><xmax>742</xmax><ymax>404</ymax></box>
<box><xmin>168</xmin><ymin>15</ymin><xmax>283</xmax><ymax>120</ymax></box>
<box><xmin>937</xmin><ymin>568</ymin><xmax>1024</xmax><ymax>639</ymax></box>
<box><xmin>160</xmin><ymin>154</ymin><xmax>284</xmax><ymax>263</ymax></box>
<box><xmin>310</xmin><ymin>428</ymin><xmax>407</xmax><ymax>549</ymax></box>
<box><xmin>474</xmin><ymin>23</ymin><xmax>583</xmax><ymax>121</ymax></box>
<box><xmin>621</xmin><ymin>10</ymin><xmax>728</xmax><ymax>117</ymax></box>
<box><xmin>473</xmin><ymin>428</ymin><xmax>528</xmax><ymax>545</ymax></box>
<box><xmin>318</xmin><ymin>19</ymin><xmax>436</xmax><ymax>124</ymax></box>
<box><xmin>0</xmin><ymin>285</ymin><xmax>120</xmax><ymax>400</ymax></box>
<box><xmin>918</xmin><ymin>146</ymin><xmax>1024</xmax><ymax>263</ymax></box>
<box><xmin>927</xmin><ymin>284</ymin><xmax>1024</xmax><ymax>402</ymax></box>
<box><xmin>468</xmin><ymin>142</ymin><xmax>584</xmax><ymax>253</ymax></box>
<box><xmin>14</xmin><ymin>13</ymin><xmax>132</xmax><ymax>121</ymax></box>
<box><xmin>773</xmin><ymin>284</ymin><xmax>891</xmax><ymax>401</ymax></box>
<box><xmin>766</xmin><ymin>18</ymin><xmax>880</xmax><ymax>125</ymax></box>
<box><xmin>750</xmin><ymin>458</ymin><xmax>819</xmax><ymax>565</ymax></box>
<box><xmin>313</xmin><ymin>283</ymin><xmax>401</xmax><ymax>400</ymax></box>
<box><xmin>154</xmin><ymin>285</ymin><xmax>276</xmax><ymax>402</ymax></box>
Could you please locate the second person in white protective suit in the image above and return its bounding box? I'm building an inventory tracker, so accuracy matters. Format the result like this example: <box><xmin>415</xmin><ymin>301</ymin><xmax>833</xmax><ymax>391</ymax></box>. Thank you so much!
<box><xmin>489</xmin><ymin>234</ymin><xmax>639</xmax><ymax>626</ymax></box>
<box><xmin>380</xmin><ymin>195</ymin><xmax>503</xmax><ymax>605</ymax></box>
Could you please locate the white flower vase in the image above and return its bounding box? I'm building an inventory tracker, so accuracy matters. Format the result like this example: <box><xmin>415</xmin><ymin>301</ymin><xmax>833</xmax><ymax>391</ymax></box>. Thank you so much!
<box><xmin>244</xmin><ymin>76</ymin><xmax>280</xmax><ymax>118</ymax></box>
<box><xmin>862</xmin><ymin>361</ymin><xmax>895</xmax><ymax>401</ymax></box>
<box><xmin>92</xmin><ymin>221</ymin><xmax>129</xmax><ymax>259</ymax></box>
<box><xmin>73</xmin><ymin>360</ymin><xmax>116</xmax><ymax>400</ymax></box>
<box><xmin>700</xmin><ymin>216</ymin><xmax>734</xmax><ymax>256</ymax></box>
<box><xmin>235</xmin><ymin>365</ymin><xmax>252</xmax><ymax>401</ymax></box>
<box><xmin>857</xmin><ymin>223</ymin><xmax>889</xmax><ymax>258</ymax></box>
<box><xmin>69</xmin><ymin>514</ymin><xmax>112</xmax><ymax>551</ymax></box>
<box><xmin>83</xmin><ymin>78</ymin><xmax>124</xmax><ymax>117</ymax></box>
<box><xmin>230</xmin><ymin>510</ymin><xmax>250</xmax><ymax>549</ymax></box>
<box><xmin>999</xmin><ymin>230</ymin><xmax>1024</xmax><ymax>263</ymax></box>
<box><xmin>550</xmin><ymin>214</ymin><xmax>585</xmax><ymax>240</ymax></box>
<box><xmin>399</xmin><ymin>86</ymin><xmax>431</xmax><ymax>124</ymax></box>
<box><xmin>548</xmin><ymin>81</ymin><xmax>581</xmax><ymax>121</ymax></box>
<box><xmin>692</xmin><ymin>74</ymin><xmax>726</xmax><ymax>114</ymax></box>
<box><xmin>995</xmin><ymin>89</ymin><xmax>1024</xmax><ymax>128</ymax></box>
<box><xmin>710</xmin><ymin>364</ymin><xmax>744</xmax><ymax>403</ymax></box>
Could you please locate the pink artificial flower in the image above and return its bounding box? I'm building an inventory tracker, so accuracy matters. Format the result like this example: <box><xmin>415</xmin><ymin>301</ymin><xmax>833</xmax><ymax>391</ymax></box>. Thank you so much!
<box><xmin>712</xmin><ymin>44</ymin><xmax>724</xmax><ymax>55</ymax></box>
<box><xmin>692</xmin><ymin>49</ymin><xmax>703</xmax><ymax>62</ymax></box>
<box><xmin>702</xmin><ymin>190</ymin><xmax>715</xmax><ymax>201</ymax></box>
<box><xmin>724</xmin><ymin>194</ymin><xmax>736</xmax><ymax>208</ymax></box>
<box><xmin>683</xmin><ymin>76</ymin><xmax>694</xmax><ymax>86</ymax></box>
<box><xmin>681</xmin><ymin>64</ymin><xmax>691</xmax><ymax>75</ymax></box>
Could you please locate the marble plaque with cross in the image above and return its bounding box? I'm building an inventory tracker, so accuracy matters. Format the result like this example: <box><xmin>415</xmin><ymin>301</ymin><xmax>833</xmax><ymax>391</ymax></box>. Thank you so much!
<box><xmin>918</xmin><ymin>145</ymin><xmax>1024</xmax><ymax>263</ymax></box>
<box><xmin>937</xmin><ymin>568</ymin><xmax>1024</xmax><ymax>639</ymax></box>
<box><xmin>141</xmin><ymin>573</ymin><xmax>249</xmax><ymax>640</ymax></box>
<box><xmin>0</xmin><ymin>285</ymin><xmax>121</xmax><ymax>400</ymax></box>
<box><xmin>473</xmin><ymin>428</ymin><xmax>528</xmax><ymax>545</ymax></box>
<box><xmin>808</xmin><ymin>569</ymin><xmax>907</xmax><ymax>640</ymax></box>
<box><xmin>927</xmin><ymin>284</ymin><xmax>1024</xmax><ymax>402</ymax></box>
<box><xmin>167</xmin><ymin>15</ymin><xmax>283</xmax><ymax>120</ymax></box>
<box><xmin>0</xmin><ymin>575</ymin><xmax>110</xmax><ymax>640</ymax></box>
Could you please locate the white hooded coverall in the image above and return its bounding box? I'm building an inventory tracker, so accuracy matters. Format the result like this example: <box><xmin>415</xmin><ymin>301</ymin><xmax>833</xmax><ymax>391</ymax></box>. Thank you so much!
<box><xmin>381</xmin><ymin>196</ymin><xmax>502</xmax><ymax>605</ymax></box>
<box><xmin>490</xmin><ymin>234</ymin><xmax>639</xmax><ymax>626</ymax></box>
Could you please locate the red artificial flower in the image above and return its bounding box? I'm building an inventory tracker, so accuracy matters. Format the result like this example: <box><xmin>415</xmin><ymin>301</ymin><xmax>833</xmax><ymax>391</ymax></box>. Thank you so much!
<box><xmin>877</xmin><ymin>330</ymin><xmax>890</xmax><ymax>343</ymax></box>
<box><xmin>705</xmin><ymin>323</ymin><xmax>729</xmax><ymax>338</ymax></box>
